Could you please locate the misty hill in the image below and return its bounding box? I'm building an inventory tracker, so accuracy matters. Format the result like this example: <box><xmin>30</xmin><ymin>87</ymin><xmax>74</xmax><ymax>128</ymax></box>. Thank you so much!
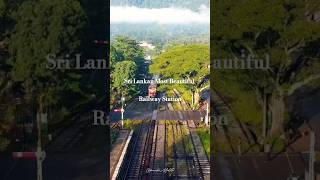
<box><xmin>111</xmin><ymin>23</ymin><xmax>209</xmax><ymax>45</ymax></box>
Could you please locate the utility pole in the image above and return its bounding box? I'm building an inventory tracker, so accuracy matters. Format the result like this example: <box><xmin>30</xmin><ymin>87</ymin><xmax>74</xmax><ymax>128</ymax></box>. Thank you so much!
<box><xmin>262</xmin><ymin>91</ymin><xmax>267</xmax><ymax>139</ymax></box>
<box><xmin>309</xmin><ymin>130</ymin><xmax>315</xmax><ymax>180</ymax></box>
<box><xmin>121</xmin><ymin>96</ymin><xmax>125</xmax><ymax>127</ymax></box>
<box><xmin>262</xmin><ymin>91</ymin><xmax>268</xmax><ymax>152</ymax></box>
<box><xmin>36</xmin><ymin>112</ymin><xmax>43</xmax><ymax>180</ymax></box>
<box><xmin>36</xmin><ymin>112</ymin><xmax>46</xmax><ymax>180</ymax></box>
<box><xmin>205</xmin><ymin>101</ymin><xmax>209</xmax><ymax>125</ymax></box>
<box><xmin>15</xmin><ymin>95</ymin><xmax>24</xmax><ymax>150</ymax></box>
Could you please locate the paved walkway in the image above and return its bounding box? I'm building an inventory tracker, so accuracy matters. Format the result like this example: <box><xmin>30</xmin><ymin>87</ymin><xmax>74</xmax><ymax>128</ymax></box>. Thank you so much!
<box><xmin>110</xmin><ymin>129</ymin><xmax>130</xmax><ymax>178</ymax></box>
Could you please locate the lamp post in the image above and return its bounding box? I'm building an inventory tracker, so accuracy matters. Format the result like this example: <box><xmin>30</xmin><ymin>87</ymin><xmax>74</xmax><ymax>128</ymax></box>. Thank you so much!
<box><xmin>308</xmin><ymin>130</ymin><xmax>315</xmax><ymax>180</ymax></box>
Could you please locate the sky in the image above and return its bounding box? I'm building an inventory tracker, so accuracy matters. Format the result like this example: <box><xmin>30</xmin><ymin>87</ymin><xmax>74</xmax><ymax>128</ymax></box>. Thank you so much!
<box><xmin>110</xmin><ymin>5</ymin><xmax>210</xmax><ymax>24</ymax></box>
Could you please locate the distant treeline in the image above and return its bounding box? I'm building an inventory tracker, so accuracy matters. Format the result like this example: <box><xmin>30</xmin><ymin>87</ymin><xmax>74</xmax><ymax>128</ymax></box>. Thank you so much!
<box><xmin>111</xmin><ymin>23</ymin><xmax>209</xmax><ymax>45</ymax></box>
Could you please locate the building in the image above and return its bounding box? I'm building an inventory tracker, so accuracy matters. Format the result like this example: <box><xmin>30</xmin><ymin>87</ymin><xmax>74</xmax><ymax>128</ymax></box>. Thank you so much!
<box><xmin>139</xmin><ymin>41</ymin><xmax>155</xmax><ymax>50</ymax></box>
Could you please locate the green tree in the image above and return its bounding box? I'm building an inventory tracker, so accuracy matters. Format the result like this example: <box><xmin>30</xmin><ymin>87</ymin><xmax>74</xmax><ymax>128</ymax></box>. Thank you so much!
<box><xmin>0</xmin><ymin>0</ymin><xmax>17</xmax><ymax>151</ymax></box>
<box><xmin>111</xmin><ymin>60</ymin><xmax>138</xmax><ymax>108</ymax></box>
<box><xmin>113</xmin><ymin>61</ymin><xmax>138</xmax><ymax>93</ymax></box>
<box><xmin>0</xmin><ymin>0</ymin><xmax>5</xmax><ymax>18</ymax></box>
<box><xmin>150</xmin><ymin>45</ymin><xmax>209</xmax><ymax>108</ymax></box>
<box><xmin>111</xmin><ymin>36</ymin><xmax>144</xmax><ymax>70</ymax></box>
<box><xmin>0</xmin><ymin>0</ymin><xmax>108</xmax><ymax>151</ymax></box>
<box><xmin>110</xmin><ymin>36</ymin><xmax>146</xmax><ymax>108</ymax></box>
<box><xmin>0</xmin><ymin>0</ymin><xmax>8</xmax><ymax>41</ymax></box>
<box><xmin>212</xmin><ymin>0</ymin><xmax>320</xmax><ymax>136</ymax></box>
<box><xmin>9</xmin><ymin>0</ymin><xmax>87</xmax><ymax>113</ymax></box>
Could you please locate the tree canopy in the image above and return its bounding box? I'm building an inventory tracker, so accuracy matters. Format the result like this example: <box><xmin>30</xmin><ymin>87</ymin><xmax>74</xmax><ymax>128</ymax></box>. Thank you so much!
<box><xmin>112</xmin><ymin>60</ymin><xmax>138</xmax><ymax>95</ymax></box>
<box><xmin>110</xmin><ymin>36</ymin><xmax>145</xmax><ymax>108</ymax></box>
<box><xmin>0</xmin><ymin>0</ymin><xmax>107</xmax><ymax>151</ymax></box>
<box><xmin>110</xmin><ymin>36</ymin><xmax>144</xmax><ymax>69</ymax></box>
<box><xmin>212</xmin><ymin>0</ymin><xmax>320</xmax><ymax>136</ymax></box>
<box><xmin>150</xmin><ymin>45</ymin><xmax>209</xmax><ymax>107</ymax></box>
<box><xmin>0</xmin><ymin>0</ymin><xmax>5</xmax><ymax>17</ymax></box>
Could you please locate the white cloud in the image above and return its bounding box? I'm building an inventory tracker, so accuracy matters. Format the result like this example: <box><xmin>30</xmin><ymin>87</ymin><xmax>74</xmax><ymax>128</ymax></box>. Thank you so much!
<box><xmin>110</xmin><ymin>5</ymin><xmax>209</xmax><ymax>24</ymax></box>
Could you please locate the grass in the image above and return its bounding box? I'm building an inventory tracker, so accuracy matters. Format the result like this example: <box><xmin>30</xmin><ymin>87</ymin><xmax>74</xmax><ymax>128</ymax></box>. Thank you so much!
<box><xmin>181</xmin><ymin>126</ymin><xmax>193</xmax><ymax>154</ymax></box>
<box><xmin>123</xmin><ymin>119</ymin><xmax>143</xmax><ymax>130</ymax></box>
<box><xmin>111</xmin><ymin>129</ymin><xmax>119</xmax><ymax>144</ymax></box>
<box><xmin>212</xmin><ymin>131</ymin><xmax>262</xmax><ymax>154</ymax></box>
<box><xmin>196</xmin><ymin>127</ymin><xmax>210</xmax><ymax>157</ymax></box>
<box><xmin>212</xmin><ymin>136</ymin><xmax>232</xmax><ymax>154</ymax></box>
<box><xmin>172</xmin><ymin>101</ymin><xmax>183</xmax><ymax>110</ymax></box>
<box><xmin>164</xmin><ymin>120</ymin><xmax>177</xmax><ymax>125</ymax></box>
<box><xmin>167</xmin><ymin>90</ymin><xmax>184</xmax><ymax>110</ymax></box>
<box><xmin>211</xmin><ymin>133</ymin><xmax>240</xmax><ymax>154</ymax></box>
<box><xmin>213</xmin><ymin>73</ymin><xmax>262</xmax><ymax>126</ymax></box>
<box><xmin>166</xmin><ymin>122</ymin><xmax>174</xmax><ymax>169</ymax></box>
<box><xmin>264</xmin><ymin>136</ymin><xmax>286</xmax><ymax>152</ymax></box>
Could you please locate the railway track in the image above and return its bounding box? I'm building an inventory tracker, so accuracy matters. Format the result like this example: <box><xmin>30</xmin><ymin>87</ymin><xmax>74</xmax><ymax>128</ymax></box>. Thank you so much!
<box><xmin>163</xmin><ymin>120</ymin><xmax>208</xmax><ymax>180</ymax></box>
<box><xmin>186</xmin><ymin>120</ymin><xmax>210</xmax><ymax>180</ymax></box>
<box><xmin>144</xmin><ymin>101</ymin><xmax>165</xmax><ymax>180</ymax></box>
<box><xmin>46</xmin><ymin>114</ymin><xmax>90</xmax><ymax>152</ymax></box>
<box><xmin>169</xmin><ymin>96</ymin><xmax>210</xmax><ymax>180</ymax></box>
<box><xmin>141</xmin><ymin>120</ymin><xmax>156</xmax><ymax>179</ymax></box>
<box><xmin>119</xmin><ymin>101</ymin><xmax>158</xmax><ymax>180</ymax></box>
<box><xmin>212</xmin><ymin>88</ymin><xmax>255</xmax><ymax>143</ymax></box>
<box><xmin>150</xmin><ymin>120</ymin><xmax>166</xmax><ymax>180</ymax></box>
<box><xmin>119</xmin><ymin>99</ymin><xmax>209</xmax><ymax>180</ymax></box>
<box><xmin>177</xmin><ymin>122</ymin><xmax>200</xmax><ymax>179</ymax></box>
<box><xmin>171</xmin><ymin>122</ymin><xmax>191</xmax><ymax>179</ymax></box>
<box><xmin>119</xmin><ymin>120</ymin><xmax>152</xmax><ymax>180</ymax></box>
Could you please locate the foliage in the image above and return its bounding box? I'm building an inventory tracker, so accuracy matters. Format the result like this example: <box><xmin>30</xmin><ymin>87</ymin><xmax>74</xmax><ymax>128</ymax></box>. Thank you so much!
<box><xmin>166</xmin><ymin>123</ymin><xmax>174</xmax><ymax>169</ymax></box>
<box><xmin>181</xmin><ymin>126</ymin><xmax>193</xmax><ymax>154</ymax></box>
<box><xmin>7</xmin><ymin>0</ymin><xmax>89</xmax><ymax>125</ymax></box>
<box><xmin>0</xmin><ymin>0</ymin><xmax>19</xmax><ymax>151</ymax></box>
<box><xmin>151</xmin><ymin>45</ymin><xmax>209</xmax><ymax>83</ymax></box>
<box><xmin>0</xmin><ymin>0</ymin><xmax>107</xmax><ymax>151</ymax></box>
<box><xmin>0</xmin><ymin>0</ymin><xmax>5</xmax><ymax>18</ymax></box>
<box><xmin>212</xmin><ymin>0</ymin><xmax>320</xmax><ymax>136</ymax></box>
<box><xmin>112</xmin><ymin>60</ymin><xmax>138</xmax><ymax>97</ymax></box>
<box><xmin>110</xmin><ymin>129</ymin><xmax>119</xmax><ymax>144</ymax></box>
<box><xmin>110</xmin><ymin>36</ymin><xmax>146</xmax><ymax>108</ymax></box>
<box><xmin>10</xmin><ymin>0</ymin><xmax>86</xmax><ymax>81</ymax></box>
<box><xmin>196</xmin><ymin>127</ymin><xmax>210</xmax><ymax>156</ymax></box>
<box><xmin>150</xmin><ymin>45</ymin><xmax>209</xmax><ymax>107</ymax></box>
<box><xmin>123</xmin><ymin>119</ymin><xmax>142</xmax><ymax>130</ymax></box>
<box><xmin>0</xmin><ymin>0</ymin><xmax>11</xmax><ymax>40</ymax></box>
<box><xmin>214</xmin><ymin>72</ymin><xmax>262</xmax><ymax>125</ymax></box>
<box><xmin>110</xmin><ymin>36</ymin><xmax>144</xmax><ymax>70</ymax></box>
